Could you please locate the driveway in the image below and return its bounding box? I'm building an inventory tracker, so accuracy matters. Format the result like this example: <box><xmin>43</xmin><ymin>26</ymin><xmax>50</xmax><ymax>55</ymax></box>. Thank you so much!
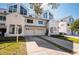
<box><xmin>25</xmin><ymin>36</ymin><xmax>70</xmax><ymax>55</ymax></box>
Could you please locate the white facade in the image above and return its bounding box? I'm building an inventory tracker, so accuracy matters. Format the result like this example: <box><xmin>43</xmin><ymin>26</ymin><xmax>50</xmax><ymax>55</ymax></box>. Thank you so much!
<box><xmin>60</xmin><ymin>16</ymin><xmax>76</xmax><ymax>35</ymax></box>
<box><xmin>5</xmin><ymin>13</ymin><xmax>25</xmax><ymax>36</ymax></box>
<box><xmin>0</xmin><ymin>3</ymin><xmax>54</xmax><ymax>36</ymax></box>
<box><xmin>48</xmin><ymin>20</ymin><xmax>59</xmax><ymax>36</ymax></box>
<box><xmin>59</xmin><ymin>21</ymin><xmax>68</xmax><ymax>34</ymax></box>
<box><xmin>5</xmin><ymin>13</ymin><xmax>48</xmax><ymax>36</ymax></box>
<box><xmin>7</xmin><ymin>3</ymin><xmax>53</xmax><ymax>19</ymax></box>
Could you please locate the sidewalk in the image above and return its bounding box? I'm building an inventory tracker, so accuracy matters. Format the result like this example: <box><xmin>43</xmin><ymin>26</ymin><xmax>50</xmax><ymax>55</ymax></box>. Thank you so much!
<box><xmin>73</xmin><ymin>43</ymin><xmax>79</xmax><ymax>55</ymax></box>
<box><xmin>64</xmin><ymin>35</ymin><xmax>79</xmax><ymax>55</ymax></box>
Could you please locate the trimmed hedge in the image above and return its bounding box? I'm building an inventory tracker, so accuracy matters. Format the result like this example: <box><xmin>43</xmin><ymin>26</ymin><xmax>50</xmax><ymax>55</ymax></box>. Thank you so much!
<box><xmin>0</xmin><ymin>36</ymin><xmax>25</xmax><ymax>42</ymax></box>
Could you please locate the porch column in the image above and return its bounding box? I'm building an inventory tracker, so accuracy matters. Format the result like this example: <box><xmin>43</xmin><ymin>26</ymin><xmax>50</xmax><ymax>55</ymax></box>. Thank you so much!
<box><xmin>5</xmin><ymin>25</ymin><xmax>9</xmax><ymax>36</ymax></box>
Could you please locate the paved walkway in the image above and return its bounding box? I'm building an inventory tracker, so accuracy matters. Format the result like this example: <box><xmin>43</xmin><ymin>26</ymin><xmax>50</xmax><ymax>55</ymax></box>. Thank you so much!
<box><xmin>65</xmin><ymin>35</ymin><xmax>79</xmax><ymax>39</ymax></box>
<box><xmin>25</xmin><ymin>36</ymin><xmax>70</xmax><ymax>55</ymax></box>
<box><xmin>73</xmin><ymin>43</ymin><xmax>79</xmax><ymax>55</ymax></box>
<box><xmin>64</xmin><ymin>35</ymin><xmax>79</xmax><ymax>55</ymax></box>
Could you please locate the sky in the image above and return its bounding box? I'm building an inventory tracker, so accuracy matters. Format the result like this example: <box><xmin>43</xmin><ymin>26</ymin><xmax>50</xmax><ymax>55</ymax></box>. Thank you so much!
<box><xmin>0</xmin><ymin>3</ymin><xmax>79</xmax><ymax>19</ymax></box>
<box><xmin>51</xmin><ymin>3</ymin><xmax>79</xmax><ymax>19</ymax></box>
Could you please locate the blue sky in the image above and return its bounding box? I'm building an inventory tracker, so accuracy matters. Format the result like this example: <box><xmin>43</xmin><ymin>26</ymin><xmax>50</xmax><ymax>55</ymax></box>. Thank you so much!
<box><xmin>0</xmin><ymin>3</ymin><xmax>79</xmax><ymax>19</ymax></box>
<box><xmin>52</xmin><ymin>3</ymin><xmax>79</xmax><ymax>19</ymax></box>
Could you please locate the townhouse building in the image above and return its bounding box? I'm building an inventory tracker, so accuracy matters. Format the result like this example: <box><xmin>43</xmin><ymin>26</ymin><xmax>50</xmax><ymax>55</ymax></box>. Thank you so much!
<box><xmin>0</xmin><ymin>3</ymin><xmax>53</xmax><ymax>36</ymax></box>
<box><xmin>48</xmin><ymin>16</ymin><xmax>78</xmax><ymax>36</ymax></box>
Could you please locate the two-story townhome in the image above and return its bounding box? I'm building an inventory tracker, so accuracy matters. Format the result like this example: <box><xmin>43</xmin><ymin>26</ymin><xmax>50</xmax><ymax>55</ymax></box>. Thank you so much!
<box><xmin>0</xmin><ymin>8</ymin><xmax>7</xmax><ymax>36</ymax></box>
<box><xmin>60</xmin><ymin>16</ymin><xmax>76</xmax><ymax>35</ymax></box>
<box><xmin>1</xmin><ymin>3</ymin><xmax>53</xmax><ymax>36</ymax></box>
<box><xmin>48</xmin><ymin>16</ymin><xmax>76</xmax><ymax>36</ymax></box>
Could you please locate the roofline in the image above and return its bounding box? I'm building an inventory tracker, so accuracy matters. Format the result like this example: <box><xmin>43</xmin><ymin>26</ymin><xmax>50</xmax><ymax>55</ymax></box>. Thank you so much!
<box><xmin>61</xmin><ymin>16</ymin><xmax>73</xmax><ymax>20</ymax></box>
<box><xmin>23</xmin><ymin>16</ymin><xmax>49</xmax><ymax>21</ymax></box>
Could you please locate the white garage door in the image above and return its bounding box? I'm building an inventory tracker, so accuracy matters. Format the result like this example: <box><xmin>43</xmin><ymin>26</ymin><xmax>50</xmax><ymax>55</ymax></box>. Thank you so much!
<box><xmin>24</xmin><ymin>27</ymin><xmax>46</xmax><ymax>36</ymax></box>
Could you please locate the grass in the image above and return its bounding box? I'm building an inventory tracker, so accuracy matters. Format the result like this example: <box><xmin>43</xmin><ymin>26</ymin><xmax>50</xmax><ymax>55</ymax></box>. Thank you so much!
<box><xmin>51</xmin><ymin>35</ymin><xmax>79</xmax><ymax>44</ymax></box>
<box><xmin>51</xmin><ymin>35</ymin><xmax>72</xmax><ymax>42</ymax></box>
<box><xmin>67</xmin><ymin>37</ymin><xmax>79</xmax><ymax>44</ymax></box>
<box><xmin>0</xmin><ymin>37</ymin><xmax>27</xmax><ymax>55</ymax></box>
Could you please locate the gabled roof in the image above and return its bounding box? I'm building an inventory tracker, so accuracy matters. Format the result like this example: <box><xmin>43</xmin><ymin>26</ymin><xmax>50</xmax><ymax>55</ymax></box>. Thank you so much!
<box><xmin>61</xmin><ymin>16</ymin><xmax>73</xmax><ymax>21</ymax></box>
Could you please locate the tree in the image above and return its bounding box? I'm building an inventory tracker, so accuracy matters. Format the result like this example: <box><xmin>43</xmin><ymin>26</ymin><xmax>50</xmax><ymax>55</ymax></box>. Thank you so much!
<box><xmin>70</xmin><ymin>19</ymin><xmax>79</xmax><ymax>32</ymax></box>
<box><xmin>48</xmin><ymin>3</ymin><xmax>60</xmax><ymax>9</ymax></box>
<box><xmin>29</xmin><ymin>3</ymin><xmax>42</xmax><ymax>16</ymax></box>
<box><xmin>29</xmin><ymin>3</ymin><xmax>60</xmax><ymax>16</ymax></box>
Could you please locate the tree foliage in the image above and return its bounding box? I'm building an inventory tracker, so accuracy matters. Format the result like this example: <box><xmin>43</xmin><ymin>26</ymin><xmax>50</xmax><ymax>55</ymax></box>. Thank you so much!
<box><xmin>29</xmin><ymin>3</ymin><xmax>60</xmax><ymax>16</ymax></box>
<box><xmin>70</xmin><ymin>19</ymin><xmax>79</xmax><ymax>32</ymax></box>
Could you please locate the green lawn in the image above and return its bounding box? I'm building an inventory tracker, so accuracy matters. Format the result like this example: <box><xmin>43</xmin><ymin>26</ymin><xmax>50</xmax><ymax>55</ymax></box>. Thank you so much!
<box><xmin>51</xmin><ymin>35</ymin><xmax>79</xmax><ymax>44</ymax></box>
<box><xmin>0</xmin><ymin>37</ymin><xmax>27</xmax><ymax>55</ymax></box>
<box><xmin>67</xmin><ymin>37</ymin><xmax>79</xmax><ymax>44</ymax></box>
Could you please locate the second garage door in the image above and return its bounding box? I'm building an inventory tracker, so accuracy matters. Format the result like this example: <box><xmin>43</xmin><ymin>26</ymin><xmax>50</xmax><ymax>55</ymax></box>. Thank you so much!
<box><xmin>24</xmin><ymin>27</ymin><xmax>46</xmax><ymax>36</ymax></box>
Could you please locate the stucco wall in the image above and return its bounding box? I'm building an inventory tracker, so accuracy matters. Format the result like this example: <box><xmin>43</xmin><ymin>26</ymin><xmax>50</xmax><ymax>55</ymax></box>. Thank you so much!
<box><xmin>48</xmin><ymin>20</ymin><xmax>59</xmax><ymax>36</ymax></box>
<box><xmin>5</xmin><ymin>13</ymin><xmax>25</xmax><ymax>36</ymax></box>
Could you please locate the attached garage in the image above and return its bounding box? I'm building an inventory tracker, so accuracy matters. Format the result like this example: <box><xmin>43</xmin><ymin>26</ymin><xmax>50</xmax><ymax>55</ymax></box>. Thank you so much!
<box><xmin>24</xmin><ymin>26</ymin><xmax>46</xmax><ymax>36</ymax></box>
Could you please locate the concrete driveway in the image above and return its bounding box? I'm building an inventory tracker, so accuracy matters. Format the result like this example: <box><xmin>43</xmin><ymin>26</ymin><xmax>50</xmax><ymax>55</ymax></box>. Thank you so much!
<box><xmin>25</xmin><ymin>36</ymin><xmax>70</xmax><ymax>55</ymax></box>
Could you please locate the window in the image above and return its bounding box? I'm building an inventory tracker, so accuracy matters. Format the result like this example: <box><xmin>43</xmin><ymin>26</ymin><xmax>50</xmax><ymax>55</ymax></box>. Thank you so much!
<box><xmin>69</xmin><ymin>18</ymin><xmax>74</xmax><ymax>22</ymax></box>
<box><xmin>27</xmin><ymin>19</ymin><xmax>33</xmax><ymax>23</ymax></box>
<box><xmin>49</xmin><ymin>13</ymin><xmax>53</xmax><ymax>19</ymax></box>
<box><xmin>20</xmin><ymin>6</ymin><xmax>27</xmax><ymax>15</ymax></box>
<box><xmin>29</xmin><ymin>15</ymin><xmax>32</xmax><ymax>17</ymax></box>
<box><xmin>9</xmin><ymin>25</ymin><xmax>15</xmax><ymax>34</ymax></box>
<box><xmin>71</xmin><ymin>18</ymin><xmax>74</xmax><ymax>22</ymax></box>
<box><xmin>44</xmin><ymin>12</ymin><xmax>47</xmax><ymax>18</ymax></box>
<box><xmin>50</xmin><ymin>27</ymin><xmax>53</xmax><ymax>33</ymax></box>
<box><xmin>69</xmin><ymin>18</ymin><xmax>71</xmax><ymax>22</ymax></box>
<box><xmin>30</xmin><ymin>4</ymin><xmax>33</xmax><ymax>9</ymax></box>
<box><xmin>17</xmin><ymin>25</ymin><xmax>22</xmax><ymax>34</ymax></box>
<box><xmin>0</xmin><ymin>16</ymin><xmax>6</xmax><ymax>21</ymax></box>
<box><xmin>0</xmin><ymin>16</ymin><xmax>2</xmax><ymax>20</ymax></box>
<box><xmin>4</xmin><ymin>11</ymin><xmax>6</xmax><ymax>13</ymax></box>
<box><xmin>9</xmin><ymin>5</ymin><xmax>17</xmax><ymax>13</ymax></box>
<box><xmin>38</xmin><ymin>21</ymin><xmax>43</xmax><ymax>24</ymax></box>
<box><xmin>3</xmin><ymin>16</ymin><xmax>6</xmax><ymax>21</ymax></box>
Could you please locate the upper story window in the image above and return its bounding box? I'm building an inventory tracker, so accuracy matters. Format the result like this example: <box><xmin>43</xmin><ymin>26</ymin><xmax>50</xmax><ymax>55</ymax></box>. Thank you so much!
<box><xmin>27</xmin><ymin>19</ymin><xmax>33</xmax><ymax>23</ymax></box>
<box><xmin>30</xmin><ymin>4</ymin><xmax>33</xmax><ymax>9</ymax></box>
<box><xmin>9</xmin><ymin>5</ymin><xmax>17</xmax><ymax>13</ymax></box>
<box><xmin>0</xmin><ymin>16</ymin><xmax>6</xmax><ymax>21</ymax></box>
<box><xmin>20</xmin><ymin>6</ymin><xmax>27</xmax><ymax>15</ymax></box>
<box><xmin>29</xmin><ymin>15</ymin><xmax>32</xmax><ymax>17</ymax></box>
<box><xmin>38</xmin><ymin>21</ymin><xmax>43</xmax><ymax>24</ymax></box>
<box><xmin>69</xmin><ymin>18</ymin><xmax>74</xmax><ymax>22</ymax></box>
<box><xmin>49</xmin><ymin>13</ymin><xmax>53</xmax><ymax>19</ymax></box>
<box><xmin>44</xmin><ymin>12</ymin><xmax>47</xmax><ymax>18</ymax></box>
